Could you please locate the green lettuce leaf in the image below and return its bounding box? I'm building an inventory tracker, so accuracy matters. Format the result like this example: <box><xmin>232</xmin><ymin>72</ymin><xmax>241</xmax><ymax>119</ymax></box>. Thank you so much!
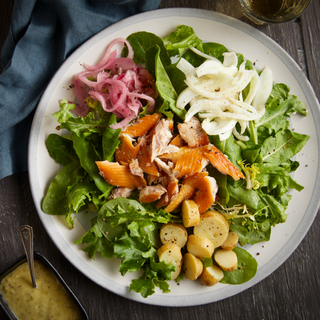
<box><xmin>163</xmin><ymin>25</ymin><xmax>203</xmax><ymax>57</ymax></box>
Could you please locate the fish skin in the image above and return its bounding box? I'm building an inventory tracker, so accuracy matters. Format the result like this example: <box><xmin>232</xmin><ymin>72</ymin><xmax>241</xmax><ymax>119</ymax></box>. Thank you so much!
<box><xmin>115</xmin><ymin>134</ymin><xmax>140</xmax><ymax>165</ymax></box>
<box><xmin>121</xmin><ymin>113</ymin><xmax>162</xmax><ymax>138</ymax></box>
<box><xmin>96</xmin><ymin>160</ymin><xmax>146</xmax><ymax>189</ymax></box>
<box><xmin>161</xmin><ymin>145</ymin><xmax>210</xmax><ymax>179</ymax></box>
<box><xmin>194</xmin><ymin>176</ymin><xmax>218</xmax><ymax>214</ymax></box>
<box><xmin>164</xmin><ymin>172</ymin><xmax>208</xmax><ymax>213</ymax></box>
<box><xmin>204</xmin><ymin>144</ymin><xmax>245</xmax><ymax>180</ymax></box>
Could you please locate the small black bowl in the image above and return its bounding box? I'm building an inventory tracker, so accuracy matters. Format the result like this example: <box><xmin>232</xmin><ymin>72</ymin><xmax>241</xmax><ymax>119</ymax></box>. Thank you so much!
<box><xmin>0</xmin><ymin>252</ymin><xmax>88</xmax><ymax>320</ymax></box>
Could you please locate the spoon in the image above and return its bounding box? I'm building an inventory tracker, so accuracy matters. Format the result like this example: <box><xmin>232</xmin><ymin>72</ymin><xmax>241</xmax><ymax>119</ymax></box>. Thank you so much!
<box><xmin>20</xmin><ymin>225</ymin><xmax>37</xmax><ymax>288</ymax></box>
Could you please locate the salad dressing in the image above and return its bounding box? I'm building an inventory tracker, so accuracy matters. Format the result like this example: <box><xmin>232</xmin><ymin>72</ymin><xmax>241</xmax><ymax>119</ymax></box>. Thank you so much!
<box><xmin>0</xmin><ymin>260</ymin><xmax>82</xmax><ymax>320</ymax></box>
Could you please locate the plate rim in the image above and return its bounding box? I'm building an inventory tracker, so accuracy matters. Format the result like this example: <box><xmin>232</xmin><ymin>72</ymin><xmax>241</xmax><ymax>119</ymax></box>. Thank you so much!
<box><xmin>28</xmin><ymin>7</ymin><xmax>320</xmax><ymax>307</ymax></box>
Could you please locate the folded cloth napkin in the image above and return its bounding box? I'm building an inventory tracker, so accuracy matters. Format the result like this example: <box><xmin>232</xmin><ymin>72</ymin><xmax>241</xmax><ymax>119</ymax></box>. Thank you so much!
<box><xmin>0</xmin><ymin>0</ymin><xmax>161</xmax><ymax>180</ymax></box>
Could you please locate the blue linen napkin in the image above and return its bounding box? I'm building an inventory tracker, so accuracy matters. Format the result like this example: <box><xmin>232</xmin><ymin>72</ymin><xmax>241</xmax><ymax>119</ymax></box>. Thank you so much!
<box><xmin>0</xmin><ymin>0</ymin><xmax>161</xmax><ymax>180</ymax></box>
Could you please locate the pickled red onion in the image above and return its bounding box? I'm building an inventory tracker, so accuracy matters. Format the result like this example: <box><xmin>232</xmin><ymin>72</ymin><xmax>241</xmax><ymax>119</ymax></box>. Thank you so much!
<box><xmin>74</xmin><ymin>37</ymin><xmax>157</xmax><ymax>129</ymax></box>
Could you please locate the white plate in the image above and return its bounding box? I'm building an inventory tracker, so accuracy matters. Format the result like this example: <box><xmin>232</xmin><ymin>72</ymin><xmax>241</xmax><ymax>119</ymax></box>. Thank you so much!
<box><xmin>28</xmin><ymin>8</ymin><xmax>320</xmax><ymax>306</ymax></box>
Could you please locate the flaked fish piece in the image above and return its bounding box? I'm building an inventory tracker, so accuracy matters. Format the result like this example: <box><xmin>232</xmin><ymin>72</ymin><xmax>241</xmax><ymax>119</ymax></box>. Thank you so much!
<box><xmin>162</xmin><ymin>143</ymin><xmax>244</xmax><ymax>181</ymax></box>
<box><xmin>170</xmin><ymin>134</ymin><xmax>187</xmax><ymax>148</ymax></box>
<box><xmin>164</xmin><ymin>172</ymin><xmax>208</xmax><ymax>213</ymax></box>
<box><xmin>146</xmin><ymin>171</ymin><xmax>170</xmax><ymax>187</ymax></box>
<box><xmin>156</xmin><ymin>176</ymin><xmax>179</xmax><ymax>208</ymax></box>
<box><xmin>115</xmin><ymin>134</ymin><xmax>140</xmax><ymax>165</ymax></box>
<box><xmin>139</xmin><ymin>185</ymin><xmax>167</xmax><ymax>203</ymax></box>
<box><xmin>109</xmin><ymin>187</ymin><xmax>133</xmax><ymax>199</ymax></box>
<box><xmin>96</xmin><ymin>160</ymin><xmax>146</xmax><ymax>189</ymax></box>
<box><xmin>154</xmin><ymin>158</ymin><xmax>174</xmax><ymax>176</ymax></box>
<box><xmin>128</xmin><ymin>158</ymin><xmax>144</xmax><ymax>178</ymax></box>
<box><xmin>177</xmin><ymin>116</ymin><xmax>209</xmax><ymax>148</ymax></box>
<box><xmin>194</xmin><ymin>176</ymin><xmax>218</xmax><ymax>214</ymax></box>
<box><xmin>204</xmin><ymin>144</ymin><xmax>245</xmax><ymax>180</ymax></box>
<box><xmin>121</xmin><ymin>113</ymin><xmax>162</xmax><ymax>138</ymax></box>
<box><xmin>148</xmin><ymin>119</ymin><xmax>179</xmax><ymax>161</ymax></box>
<box><xmin>137</xmin><ymin>134</ymin><xmax>160</xmax><ymax>176</ymax></box>
<box><xmin>161</xmin><ymin>145</ymin><xmax>210</xmax><ymax>179</ymax></box>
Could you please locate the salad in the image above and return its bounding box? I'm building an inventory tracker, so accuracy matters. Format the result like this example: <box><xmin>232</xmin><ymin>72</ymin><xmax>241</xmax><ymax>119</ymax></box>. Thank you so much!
<box><xmin>42</xmin><ymin>25</ymin><xmax>309</xmax><ymax>298</ymax></box>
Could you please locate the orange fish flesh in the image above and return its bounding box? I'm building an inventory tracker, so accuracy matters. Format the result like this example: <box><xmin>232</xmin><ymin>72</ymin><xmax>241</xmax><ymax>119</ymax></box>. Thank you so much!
<box><xmin>193</xmin><ymin>176</ymin><xmax>218</xmax><ymax>214</ymax></box>
<box><xmin>164</xmin><ymin>172</ymin><xmax>208</xmax><ymax>213</ymax></box>
<box><xmin>96</xmin><ymin>160</ymin><xmax>146</xmax><ymax>189</ymax></box>
<box><xmin>161</xmin><ymin>145</ymin><xmax>210</xmax><ymax>179</ymax></box>
<box><xmin>156</xmin><ymin>177</ymin><xmax>179</xmax><ymax>208</ymax></box>
<box><xmin>121</xmin><ymin>113</ymin><xmax>162</xmax><ymax>137</ymax></box>
<box><xmin>137</xmin><ymin>137</ymin><xmax>160</xmax><ymax>176</ymax></box>
<box><xmin>204</xmin><ymin>145</ymin><xmax>245</xmax><ymax>180</ymax></box>
<box><xmin>115</xmin><ymin>134</ymin><xmax>140</xmax><ymax>164</ymax></box>
<box><xmin>170</xmin><ymin>134</ymin><xmax>186</xmax><ymax>148</ymax></box>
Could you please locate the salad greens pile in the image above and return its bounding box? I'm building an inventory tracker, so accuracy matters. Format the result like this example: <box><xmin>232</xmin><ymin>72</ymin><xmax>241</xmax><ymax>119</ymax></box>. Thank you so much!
<box><xmin>42</xmin><ymin>25</ymin><xmax>309</xmax><ymax>297</ymax></box>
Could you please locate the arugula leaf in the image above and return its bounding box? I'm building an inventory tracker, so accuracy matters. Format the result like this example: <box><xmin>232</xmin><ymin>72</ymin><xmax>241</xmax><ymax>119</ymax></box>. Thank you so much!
<box><xmin>259</xmin><ymin>129</ymin><xmax>309</xmax><ymax>165</ymax></box>
<box><xmin>229</xmin><ymin>217</ymin><xmax>271</xmax><ymax>246</ymax></box>
<box><xmin>257</xmin><ymin>94</ymin><xmax>307</xmax><ymax>133</ymax></box>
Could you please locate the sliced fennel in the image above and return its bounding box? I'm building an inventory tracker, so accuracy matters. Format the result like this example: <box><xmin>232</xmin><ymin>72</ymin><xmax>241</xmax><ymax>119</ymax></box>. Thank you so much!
<box><xmin>176</xmin><ymin>49</ymin><xmax>273</xmax><ymax>141</ymax></box>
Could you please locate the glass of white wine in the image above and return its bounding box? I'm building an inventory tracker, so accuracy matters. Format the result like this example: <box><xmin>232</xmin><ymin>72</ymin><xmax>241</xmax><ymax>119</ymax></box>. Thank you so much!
<box><xmin>239</xmin><ymin>0</ymin><xmax>312</xmax><ymax>24</ymax></box>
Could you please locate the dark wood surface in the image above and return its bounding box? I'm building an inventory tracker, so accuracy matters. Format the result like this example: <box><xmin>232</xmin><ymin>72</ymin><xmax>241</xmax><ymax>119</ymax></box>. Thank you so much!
<box><xmin>1</xmin><ymin>0</ymin><xmax>319</xmax><ymax>319</ymax></box>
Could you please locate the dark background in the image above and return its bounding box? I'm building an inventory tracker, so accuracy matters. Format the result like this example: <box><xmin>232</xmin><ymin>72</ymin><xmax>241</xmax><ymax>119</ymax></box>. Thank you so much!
<box><xmin>1</xmin><ymin>0</ymin><xmax>319</xmax><ymax>319</ymax></box>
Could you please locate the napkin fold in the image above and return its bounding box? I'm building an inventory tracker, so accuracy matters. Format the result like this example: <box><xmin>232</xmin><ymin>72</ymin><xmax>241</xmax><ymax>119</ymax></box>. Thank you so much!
<box><xmin>0</xmin><ymin>0</ymin><xmax>161</xmax><ymax>180</ymax></box>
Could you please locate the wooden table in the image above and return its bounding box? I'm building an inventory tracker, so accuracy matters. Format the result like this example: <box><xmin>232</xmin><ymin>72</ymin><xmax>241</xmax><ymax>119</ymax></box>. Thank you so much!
<box><xmin>1</xmin><ymin>0</ymin><xmax>319</xmax><ymax>319</ymax></box>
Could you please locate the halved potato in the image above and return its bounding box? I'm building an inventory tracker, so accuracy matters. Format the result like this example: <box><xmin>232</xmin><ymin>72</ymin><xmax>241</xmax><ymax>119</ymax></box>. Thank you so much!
<box><xmin>193</xmin><ymin>211</ymin><xmax>229</xmax><ymax>248</ymax></box>
<box><xmin>160</xmin><ymin>223</ymin><xmax>188</xmax><ymax>247</ymax></box>
<box><xmin>181</xmin><ymin>199</ymin><xmax>200</xmax><ymax>227</ymax></box>
<box><xmin>186</xmin><ymin>234</ymin><xmax>214</xmax><ymax>259</ymax></box>
<box><xmin>200</xmin><ymin>265</ymin><xmax>224</xmax><ymax>286</ymax></box>
<box><xmin>157</xmin><ymin>243</ymin><xmax>182</xmax><ymax>280</ymax></box>
<box><xmin>221</xmin><ymin>231</ymin><xmax>239</xmax><ymax>251</ymax></box>
<box><xmin>214</xmin><ymin>249</ymin><xmax>238</xmax><ymax>272</ymax></box>
<box><xmin>182</xmin><ymin>252</ymin><xmax>203</xmax><ymax>280</ymax></box>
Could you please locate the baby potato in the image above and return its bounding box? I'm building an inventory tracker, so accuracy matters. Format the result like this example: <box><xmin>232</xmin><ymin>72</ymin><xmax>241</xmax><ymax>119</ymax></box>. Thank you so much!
<box><xmin>186</xmin><ymin>234</ymin><xmax>214</xmax><ymax>259</ymax></box>
<box><xmin>182</xmin><ymin>252</ymin><xmax>203</xmax><ymax>281</ymax></box>
<box><xmin>193</xmin><ymin>211</ymin><xmax>229</xmax><ymax>248</ymax></box>
<box><xmin>200</xmin><ymin>265</ymin><xmax>224</xmax><ymax>287</ymax></box>
<box><xmin>157</xmin><ymin>243</ymin><xmax>182</xmax><ymax>280</ymax></box>
<box><xmin>181</xmin><ymin>200</ymin><xmax>200</xmax><ymax>227</ymax></box>
<box><xmin>160</xmin><ymin>223</ymin><xmax>188</xmax><ymax>247</ymax></box>
<box><xmin>214</xmin><ymin>249</ymin><xmax>238</xmax><ymax>272</ymax></box>
<box><xmin>221</xmin><ymin>231</ymin><xmax>239</xmax><ymax>251</ymax></box>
